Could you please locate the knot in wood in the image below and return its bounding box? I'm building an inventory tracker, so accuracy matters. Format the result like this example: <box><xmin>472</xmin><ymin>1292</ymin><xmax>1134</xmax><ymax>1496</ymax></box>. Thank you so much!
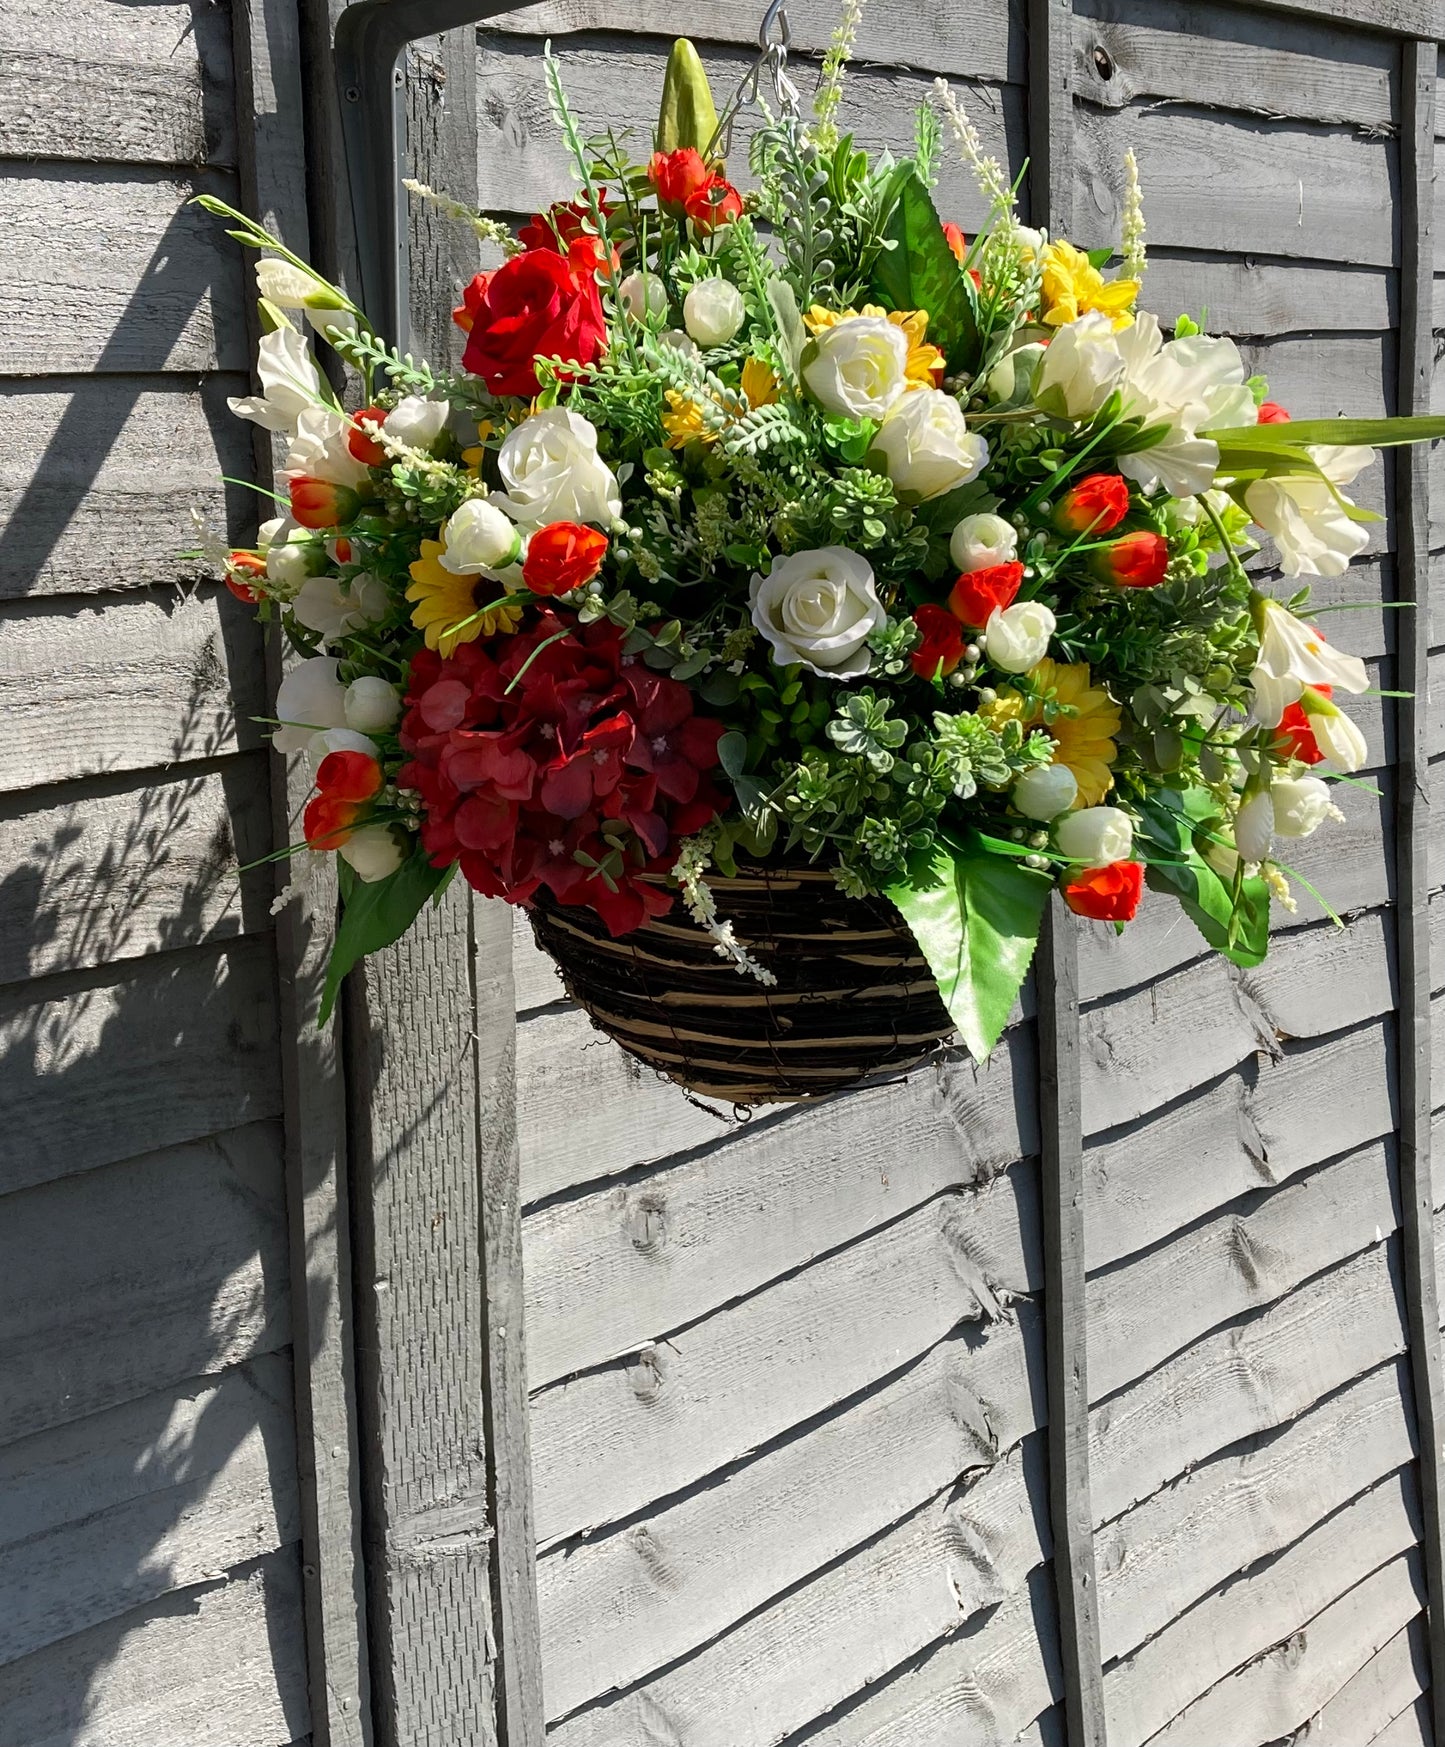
<box><xmin>1092</xmin><ymin>44</ymin><xmax>1115</xmax><ymax>81</ymax></box>
<box><xmin>626</xmin><ymin>1190</ymin><xmax>669</xmax><ymax>1255</ymax></box>
<box><xmin>627</xmin><ymin>1344</ymin><xmax>668</xmax><ymax>1404</ymax></box>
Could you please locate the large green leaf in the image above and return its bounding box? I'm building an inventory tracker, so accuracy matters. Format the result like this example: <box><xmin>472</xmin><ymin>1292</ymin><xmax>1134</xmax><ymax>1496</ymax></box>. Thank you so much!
<box><xmin>885</xmin><ymin>836</ymin><xmax>1051</xmax><ymax>1060</ymax></box>
<box><xmin>1212</xmin><ymin>415</ymin><xmax>1445</xmax><ymax>452</ymax></box>
<box><xmin>1136</xmin><ymin>790</ymin><xmax>1269</xmax><ymax>967</ymax></box>
<box><xmin>319</xmin><ymin>848</ymin><xmax>452</xmax><ymax>1023</ymax></box>
<box><xmin>869</xmin><ymin>166</ymin><xmax>979</xmax><ymax>373</ymax></box>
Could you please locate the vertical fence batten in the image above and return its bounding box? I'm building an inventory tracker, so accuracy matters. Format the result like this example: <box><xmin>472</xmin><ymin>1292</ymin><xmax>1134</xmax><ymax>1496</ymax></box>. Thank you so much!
<box><xmin>1396</xmin><ymin>35</ymin><xmax>1445</xmax><ymax>1746</ymax></box>
<box><xmin>1029</xmin><ymin>2</ymin><xmax>1108</xmax><ymax>1739</ymax></box>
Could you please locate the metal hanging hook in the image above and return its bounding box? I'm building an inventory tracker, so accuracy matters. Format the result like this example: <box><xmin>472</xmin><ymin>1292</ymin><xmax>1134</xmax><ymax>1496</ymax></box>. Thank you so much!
<box><xmin>708</xmin><ymin>0</ymin><xmax>800</xmax><ymax>161</ymax></box>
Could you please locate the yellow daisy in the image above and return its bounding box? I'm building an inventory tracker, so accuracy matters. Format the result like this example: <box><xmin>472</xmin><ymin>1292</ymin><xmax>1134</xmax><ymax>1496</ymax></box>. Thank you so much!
<box><xmin>662</xmin><ymin>389</ymin><xmax>714</xmax><ymax>450</ymax></box>
<box><xmin>407</xmin><ymin>539</ymin><xmax>522</xmax><ymax>659</ymax></box>
<box><xmin>805</xmin><ymin>302</ymin><xmax>945</xmax><ymax>387</ymax></box>
<box><xmin>983</xmin><ymin>657</ymin><xmax>1122</xmax><ymax>807</ymax></box>
<box><xmin>741</xmin><ymin>357</ymin><xmax>779</xmax><ymax>409</ymax></box>
<box><xmin>1039</xmin><ymin>240</ymin><xmax>1139</xmax><ymax>331</ymax></box>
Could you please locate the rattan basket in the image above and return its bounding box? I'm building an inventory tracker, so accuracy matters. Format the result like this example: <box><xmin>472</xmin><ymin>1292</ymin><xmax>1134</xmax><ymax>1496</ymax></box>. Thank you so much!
<box><xmin>528</xmin><ymin>863</ymin><xmax>955</xmax><ymax>1104</ymax></box>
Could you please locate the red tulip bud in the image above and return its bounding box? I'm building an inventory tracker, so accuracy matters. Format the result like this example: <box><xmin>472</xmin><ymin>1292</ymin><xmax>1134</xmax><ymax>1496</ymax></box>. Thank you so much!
<box><xmin>1091</xmin><ymin>529</ymin><xmax>1168</xmax><ymax>589</ymax></box>
<box><xmin>289</xmin><ymin>476</ymin><xmax>361</xmax><ymax>531</ymax></box>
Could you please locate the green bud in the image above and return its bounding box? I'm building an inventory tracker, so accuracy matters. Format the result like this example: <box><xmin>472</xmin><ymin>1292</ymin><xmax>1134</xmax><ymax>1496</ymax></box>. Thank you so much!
<box><xmin>656</xmin><ymin>39</ymin><xmax>719</xmax><ymax>156</ymax></box>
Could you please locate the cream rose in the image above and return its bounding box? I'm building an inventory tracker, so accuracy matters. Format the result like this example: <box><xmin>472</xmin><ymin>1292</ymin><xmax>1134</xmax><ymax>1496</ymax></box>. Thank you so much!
<box><xmin>748</xmin><ymin>546</ymin><xmax>886</xmax><ymax>678</ymax></box>
<box><xmin>1033</xmin><ymin>311</ymin><xmax>1125</xmax><ymax>421</ymax></box>
<box><xmin>872</xmin><ymin>389</ymin><xmax>989</xmax><ymax>500</ymax></box>
<box><xmin>339</xmin><ymin>824</ymin><xmax>406</xmax><ymax>882</ymax></box>
<box><xmin>683</xmin><ymin>279</ymin><xmax>745</xmax><ymax>347</ymax></box>
<box><xmin>383</xmin><ymin>395</ymin><xmax>450</xmax><ymax>451</ymax></box>
<box><xmin>982</xmin><ymin>600</ymin><xmax>1056</xmax><ymax>674</ymax></box>
<box><xmin>1055</xmin><ymin>806</ymin><xmax>1133</xmax><ymax>864</ymax></box>
<box><xmin>439</xmin><ymin>498</ymin><xmax>523</xmax><ymax>574</ymax></box>
<box><xmin>490</xmin><ymin>408</ymin><xmax>622</xmax><ymax>529</ymax></box>
<box><xmin>1012</xmin><ymin>762</ymin><xmax>1078</xmax><ymax>821</ymax></box>
<box><xmin>344</xmin><ymin>676</ymin><xmax>402</xmax><ymax>734</ymax></box>
<box><xmin>950</xmin><ymin>511</ymin><xmax>1018</xmax><ymax>574</ymax></box>
<box><xmin>802</xmin><ymin>316</ymin><xmax>910</xmax><ymax>420</ymax></box>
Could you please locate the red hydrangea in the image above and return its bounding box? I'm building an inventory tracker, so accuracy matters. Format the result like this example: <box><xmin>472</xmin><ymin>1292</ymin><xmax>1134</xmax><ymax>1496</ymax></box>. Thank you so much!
<box><xmin>397</xmin><ymin>610</ymin><xmax>728</xmax><ymax>936</ymax></box>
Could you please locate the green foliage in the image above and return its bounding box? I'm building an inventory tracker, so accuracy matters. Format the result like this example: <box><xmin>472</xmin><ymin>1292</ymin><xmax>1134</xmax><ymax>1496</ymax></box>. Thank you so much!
<box><xmin>1135</xmin><ymin>789</ymin><xmax>1269</xmax><ymax>966</ymax></box>
<box><xmin>321</xmin><ymin>850</ymin><xmax>451</xmax><ymax>1022</ymax></box>
<box><xmin>869</xmin><ymin>167</ymin><xmax>979</xmax><ymax>372</ymax></box>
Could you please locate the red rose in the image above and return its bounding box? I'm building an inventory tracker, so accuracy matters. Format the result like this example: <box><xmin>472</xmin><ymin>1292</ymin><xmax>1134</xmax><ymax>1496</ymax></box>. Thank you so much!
<box><xmin>1275</xmin><ymin>685</ymin><xmax>1331</xmax><ymax>765</ymax></box>
<box><xmin>942</xmin><ymin>222</ymin><xmax>968</xmax><ymax>264</ymax></box>
<box><xmin>1092</xmin><ymin>529</ymin><xmax>1168</xmax><ymax>588</ymax></box>
<box><xmin>452</xmin><ymin>270</ymin><xmax>491</xmax><ymax>336</ymax></box>
<box><xmin>289</xmin><ymin>476</ymin><xmax>361</xmax><ymax>530</ymax></box>
<box><xmin>911</xmin><ymin>603</ymin><xmax>966</xmax><ymax>680</ymax></box>
<box><xmin>459</xmin><ymin>241</ymin><xmax>607</xmax><ymax>398</ymax></box>
<box><xmin>303</xmin><ymin>749</ymin><xmax>384</xmax><ymax>850</ymax></box>
<box><xmin>948</xmin><ymin>560</ymin><xmax>1024</xmax><ymax>628</ymax></box>
<box><xmin>518</xmin><ymin>194</ymin><xmax>610</xmax><ymax>254</ymax></box>
<box><xmin>685</xmin><ymin>176</ymin><xmax>743</xmax><ymax>233</ymax></box>
<box><xmin>648</xmin><ymin>148</ymin><xmax>712</xmax><ymax>211</ymax></box>
<box><xmin>1257</xmin><ymin>401</ymin><xmax>1291</xmax><ymax>424</ymax></box>
<box><xmin>226</xmin><ymin>550</ymin><xmax>266</xmax><ymax>604</ymax></box>
<box><xmin>523</xmin><ymin>522</ymin><xmax>609</xmax><ymax>597</ymax></box>
<box><xmin>1054</xmin><ymin>472</ymin><xmax>1130</xmax><ymax>537</ymax></box>
<box><xmin>1064</xmin><ymin>861</ymin><xmax>1144</xmax><ymax>922</ymax></box>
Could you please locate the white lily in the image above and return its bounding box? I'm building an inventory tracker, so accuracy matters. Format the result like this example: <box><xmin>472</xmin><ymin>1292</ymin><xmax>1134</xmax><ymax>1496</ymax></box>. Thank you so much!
<box><xmin>1249</xmin><ymin>597</ymin><xmax>1369</xmax><ymax>728</ymax></box>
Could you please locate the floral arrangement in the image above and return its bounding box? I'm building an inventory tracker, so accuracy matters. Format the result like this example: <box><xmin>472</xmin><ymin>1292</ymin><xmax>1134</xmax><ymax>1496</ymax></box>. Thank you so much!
<box><xmin>195</xmin><ymin>21</ymin><xmax>1439</xmax><ymax>1058</ymax></box>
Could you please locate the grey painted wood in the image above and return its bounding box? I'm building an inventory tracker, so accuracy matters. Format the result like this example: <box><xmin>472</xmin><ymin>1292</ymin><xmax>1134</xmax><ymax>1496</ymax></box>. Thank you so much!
<box><xmin>1373</xmin><ymin>1693</ymin><xmax>1435</xmax><ymax>1746</ymax></box>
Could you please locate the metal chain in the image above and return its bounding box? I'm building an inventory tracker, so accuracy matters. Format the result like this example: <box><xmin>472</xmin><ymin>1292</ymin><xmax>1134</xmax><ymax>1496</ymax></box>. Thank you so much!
<box><xmin>708</xmin><ymin>0</ymin><xmax>801</xmax><ymax>160</ymax></box>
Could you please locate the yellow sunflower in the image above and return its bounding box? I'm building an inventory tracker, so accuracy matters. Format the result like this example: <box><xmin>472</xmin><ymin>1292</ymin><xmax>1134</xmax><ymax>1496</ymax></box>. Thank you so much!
<box><xmin>407</xmin><ymin>539</ymin><xmax>522</xmax><ymax>659</ymax></box>
<box><xmin>1039</xmin><ymin>240</ymin><xmax>1138</xmax><ymax>331</ymax></box>
<box><xmin>805</xmin><ymin>302</ymin><xmax>945</xmax><ymax>387</ymax></box>
<box><xmin>983</xmin><ymin>658</ymin><xmax>1122</xmax><ymax>807</ymax></box>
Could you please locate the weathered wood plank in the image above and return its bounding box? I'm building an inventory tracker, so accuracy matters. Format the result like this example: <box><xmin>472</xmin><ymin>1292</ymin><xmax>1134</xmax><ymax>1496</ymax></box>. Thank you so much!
<box><xmin>529</xmin><ymin>1163</ymin><xmax>1041</xmax><ymax>1545</ymax></box>
<box><xmin>1281</xmin><ymin>1612</ymin><xmax>1428</xmax><ymax>1747</ymax></box>
<box><xmin>0</xmin><ymin>0</ymin><xmax>236</xmax><ymax>167</ymax></box>
<box><xmin>0</xmin><ymin>1122</ymin><xmax>289</xmax><ymax>1445</ymax></box>
<box><xmin>0</xmin><ymin>1550</ymin><xmax>309</xmax><ymax>1747</ymax></box>
<box><xmin>0</xmin><ymin>936</ymin><xmax>283</xmax><ymax>1191</ymax></box>
<box><xmin>0</xmin><ymin>1352</ymin><xmax>299</xmax><ymax>1661</ymax></box>
<box><xmin>0</xmin><ymin>377</ymin><xmax>254</xmax><ymax>599</ymax></box>
<box><xmin>1104</xmin><ymin>1470</ymin><xmax>1419</xmax><ymax>1747</ymax></box>
<box><xmin>1142</xmin><ymin>255</ymin><xmax>1394</xmax><ymax>337</ymax></box>
<box><xmin>0</xmin><ymin>167</ymin><xmax>248</xmax><ymax>375</ymax></box>
<box><xmin>0</xmin><ymin>760</ymin><xmax>272</xmax><ymax>982</ymax></box>
<box><xmin>1372</xmin><ymin>1693</ymin><xmax>1434</xmax><ymax>1746</ymax></box>
<box><xmin>0</xmin><ymin>589</ymin><xmax>266</xmax><ymax>794</ymax></box>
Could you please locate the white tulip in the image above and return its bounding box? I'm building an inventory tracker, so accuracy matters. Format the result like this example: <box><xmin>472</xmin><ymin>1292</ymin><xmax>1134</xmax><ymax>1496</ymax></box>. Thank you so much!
<box><xmin>228</xmin><ymin>325</ymin><xmax>324</xmax><ymax>436</ymax></box>
<box><xmin>619</xmin><ymin>271</ymin><xmax>669</xmax><ymax>319</ymax></box>
<box><xmin>273</xmin><ymin>657</ymin><xmax>347</xmax><ymax>754</ymax></box>
<box><xmin>982</xmin><ymin>600</ymin><xmax>1056</xmax><ymax>674</ymax></box>
<box><xmin>339</xmin><ymin>824</ymin><xmax>406</xmax><ymax>882</ymax></box>
<box><xmin>1249</xmin><ymin>597</ymin><xmax>1369</xmax><ymax>728</ymax></box>
<box><xmin>1055</xmin><ymin>806</ymin><xmax>1133</xmax><ymax>865</ymax></box>
<box><xmin>802</xmin><ymin>316</ymin><xmax>911</xmax><ymax>420</ymax></box>
<box><xmin>1244</xmin><ymin>445</ymin><xmax>1375</xmax><ymax>579</ymax></box>
<box><xmin>683</xmin><ymin>279</ymin><xmax>745</xmax><ymax>347</ymax></box>
<box><xmin>344</xmin><ymin>676</ymin><xmax>402</xmax><ymax>734</ymax></box>
<box><xmin>950</xmin><ymin>511</ymin><xmax>1019</xmax><ymax>574</ymax></box>
<box><xmin>383</xmin><ymin>396</ymin><xmax>450</xmax><ymax>451</ymax></box>
<box><xmin>1271</xmin><ymin>774</ymin><xmax>1340</xmax><ymax>839</ymax></box>
<box><xmin>292</xmin><ymin>571</ymin><xmax>388</xmax><ymax>643</ymax></box>
<box><xmin>439</xmin><ymin>498</ymin><xmax>522</xmax><ymax>574</ymax></box>
<box><xmin>308</xmin><ymin>726</ymin><xmax>380</xmax><ymax>771</ymax></box>
<box><xmin>490</xmin><ymin>408</ymin><xmax>622</xmax><ymax>529</ymax></box>
<box><xmin>1033</xmin><ymin>311</ymin><xmax>1125</xmax><ymax>421</ymax></box>
<box><xmin>1233</xmin><ymin>786</ymin><xmax>1275</xmax><ymax>864</ymax></box>
<box><xmin>872</xmin><ymin>389</ymin><xmax>989</xmax><ymax>500</ymax></box>
<box><xmin>283</xmin><ymin>406</ymin><xmax>372</xmax><ymax>488</ymax></box>
<box><xmin>1012</xmin><ymin>762</ymin><xmax>1078</xmax><ymax>821</ymax></box>
<box><xmin>748</xmin><ymin>546</ymin><xmax>886</xmax><ymax>678</ymax></box>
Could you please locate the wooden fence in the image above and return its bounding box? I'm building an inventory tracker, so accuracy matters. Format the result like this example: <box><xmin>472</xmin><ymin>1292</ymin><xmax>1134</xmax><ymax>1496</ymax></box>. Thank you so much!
<box><xmin>2</xmin><ymin>0</ymin><xmax>1444</xmax><ymax>1743</ymax></box>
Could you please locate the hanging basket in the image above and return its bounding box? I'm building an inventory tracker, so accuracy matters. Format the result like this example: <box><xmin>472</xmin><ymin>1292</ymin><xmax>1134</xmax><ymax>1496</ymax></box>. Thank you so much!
<box><xmin>528</xmin><ymin>863</ymin><xmax>956</xmax><ymax>1104</ymax></box>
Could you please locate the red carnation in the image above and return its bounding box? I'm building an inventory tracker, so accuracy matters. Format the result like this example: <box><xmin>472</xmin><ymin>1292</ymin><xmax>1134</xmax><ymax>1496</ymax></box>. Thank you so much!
<box><xmin>523</xmin><ymin>522</ymin><xmax>609</xmax><ymax>597</ymax></box>
<box><xmin>1257</xmin><ymin>401</ymin><xmax>1291</xmax><ymax>424</ymax></box>
<box><xmin>1064</xmin><ymin>861</ymin><xmax>1144</xmax><ymax>922</ymax></box>
<box><xmin>648</xmin><ymin>148</ymin><xmax>712</xmax><ymax>211</ymax></box>
<box><xmin>686</xmin><ymin>175</ymin><xmax>743</xmax><ymax>233</ymax></box>
<box><xmin>288</xmin><ymin>476</ymin><xmax>361</xmax><ymax>531</ymax></box>
<box><xmin>1091</xmin><ymin>529</ymin><xmax>1168</xmax><ymax>589</ymax></box>
<box><xmin>303</xmin><ymin>749</ymin><xmax>384</xmax><ymax>850</ymax></box>
<box><xmin>911</xmin><ymin>603</ymin><xmax>966</xmax><ymax>680</ymax></box>
<box><xmin>1054</xmin><ymin>473</ymin><xmax>1130</xmax><ymax>537</ymax></box>
<box><xmin>948</xmin><ymin>560</ymin><xmax>1024</xmax><ymax>628</ymax></box>
<box><xmin>458</xmin><ymin>240</ymin><xmax>607</xmax><ymax>398</ymax></box>
<box><xmin>347</xmin><ymin>405</ymin><xmax>389</xmax><ymax>468</ymax></box>
<box><xmin>1275</xmin><ymin>686</ymin><xmax>1331</xmax><ymax>765</ymax></box>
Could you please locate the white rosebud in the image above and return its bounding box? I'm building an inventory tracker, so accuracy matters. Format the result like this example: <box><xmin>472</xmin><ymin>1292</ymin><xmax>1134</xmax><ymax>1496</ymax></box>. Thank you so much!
<box><xmin>1271</xmin><ymin>774</ymin><xmax>1338</xmax><ymax>839</ymax></box>
<box><xmin>1034</xmin><ymin>311</ymin><xmax>1126</xmax><ymax>420</ymax></box>
<box><xmin>257</xmin><ymin>516</ymin><xmax>289</xmax><ymax>549</ymax></box>
<box><xmin>1015</xmin><ymin>226</ymin><xmax>1045</xmax><ymax>257</ymax></box>
<box><xmin>872</xmin><ymin>388</ymin><xmax>989</xmax><ymax>501</ymax></box>
<box><xmin>748</xmin><ymin>546</ymin><xmax>886</xmax><ymax>679</ymax></box>
<box><xmin>490</xmin><ymin>408</ymin><xmax>623</xmax><ymax>529</ymax></box>
<box><xmin>227</xmin><ymin>325</ymin><xmax>323</xmax><ymax>436</ymax></box>
<box><xmin>802</xmin><ymin>315</ymin><xmax>911</xmax><ymax>420</ymax></box>
<box><xmin>1055</xmin><ymin>805</ymin><xmax>1133</xmax><ymax>865</ymax></box>
<box><xmin>619</xmin><ymin>271</ymin><xmax>669</xmax><ymax>319</ymax></box>
<box><xmin>660</xmin><ymin>328</ymin><xmax>701</xmax><ymax>358</ymax></box>
<box><xmin>683</xmin><ymin>278</ymin><xmax>745</xmax><ymax>348</ymax></box>
<box><xmin>308</xmin><ymin>726</ymin><xmax>380</xmax><ymax>771</ymax></box>
<box><xmin>1233</xmin><ymin>786</ymin><xmax>1275</xmax><ymax>865</ymax></box>
<box><xmin>950</xmin><ymin>511</ymin><xmax>1019</xmax><ymax>574</ymax></box>
<box><xmin>439</xmin><ymin>498</ymin><xmax>522</xmax><ymax>574</ymax></box>
<box><xmin>344</xmin><ymin>676</ymin><xmax>402</xmax><ymax>734</ymax></box>
<box><xmin>1249</xmin><ymin>597</ymin><xmax>1369</xmax><ymax>728</ymax></box>
<box><xmin>339</xmin><ymin>824</ymin><xmax>406</xmax><ymax>882</ymax></box>
<box><xmin>1012</xmin><ymin>762</ymin><xmax>1078</xmax><ymax>821</ymax></box>
<box><xmin>266</xmin><ymin>534</ymin><xmax>317</xmax><ymax>594</ymax></box>
<box><xmin>982</xmin><ymin>600</ymin><xmax>1056</xmax><ymax>674</ymax></box>
<box><xmin>273</xmin><ymin>657</ymin><xmax>347</xmax><ymax>754</ymax></box>
<box><xmin>383</xmin><ymin>395</ymin><xmax>449</xmax><ymax>451</ymax></box>
<box><xmin>986</xmin><ymin>341</ymin><xmax>1045</xmax><ymax>405</ymax></box>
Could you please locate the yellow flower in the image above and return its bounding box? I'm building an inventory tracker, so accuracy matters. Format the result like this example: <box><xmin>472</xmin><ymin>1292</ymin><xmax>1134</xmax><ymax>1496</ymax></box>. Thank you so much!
<box><xmin>741</xmin><ymin>357</ymin><xmax>779</xmax><ymax>409</ymax></box>
<box><xmin>662</xmin><ymin>389</ymin><xmax>715</xmax><ymax>450</ymax></box>
<box><xmin>406</xmin><ymin>539</ymin><xmax>522</xmax><ymax>658</ymax></box>
<box><xmin>805</xmin><ymin>302</ymin><xmax>945</xmax><ymax>387</ymax></box>
<box><xmin>984</xmin><ymin>657</ymin><xmax>1122</xmax><ymax>807</ymax></box>
<box><xmin>1040</xmin><ymin>240</ymin><xmax>1139</xmax><ymax>331</ymax></box>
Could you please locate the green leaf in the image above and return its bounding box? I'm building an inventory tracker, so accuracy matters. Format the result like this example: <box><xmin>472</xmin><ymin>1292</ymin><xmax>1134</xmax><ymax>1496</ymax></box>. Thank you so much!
<box><xmin>319</xmin><ymin>848</ymin><xmax>450</xmax><ymax>1024</ymax></box>
<box><xmin>717</xmin><ymin>731</ymin><xmax>749</xmax><ymax>779</ymax></box>
<box><xmin>885</xmin><ymin>835</ymin><xmax>1051</xmax><ymax>1060</ymax></box>
<box><xmin>1085</xmin><ymin>246</ymin><xmax>1113</xmax><ymax>269</ymax></box>
<box><xmin>1136</xmin><ymin>791</ymin><xmax>1269</xmax><ymax>967</ymax></box>
<box><xmin>869</xmin><ymin>166</ymin><xmax>979</xmax><ymax>372</ymax></box>
<box><xmin>1211</xmin><ymin>416</ymin><xmax>1445</xmax><ymax>451</ymax></box>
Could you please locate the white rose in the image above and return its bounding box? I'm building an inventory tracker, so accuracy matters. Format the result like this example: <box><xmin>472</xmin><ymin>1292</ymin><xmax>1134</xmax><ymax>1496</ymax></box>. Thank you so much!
<box><xmin>1233</xmin><ymin>786</ymin><xmax>1275</xmax><ymax>864</ymax></box>
<box><xmin>619</xmin><ymin>271</ymin><xmax>669</xmax><ymax>319</ymax></box>
<box><xmin>1034</xmin><ymin>311</ymin><xmax>1125</xmax><ymax>420</ymax></box>
<box><xmin>1248</xmin><ymin>597</ymin><xmax>1369</xmax><ymax>728</ymax></box>
<box><xmin>227</xmin><ymin>325</ymin><xmax>323</xmax><ymax>436</ymax></box>
<box><xmin>748</xmin><ymin>546</ymin><xmax>886</xmax><ymax>679</ymax></box>
<box><xmin>383</xmin><ymin>396</ymin><xmax>449</xmax><ymax>451</ymax></box>
<box><xmin>344</xmin><ymin>676</ymin><xmax>402</xmax><ymax>734</ymax></box>
<box><xmin>1244</xmin><ymin>445</ymin><xmax>1375</xmax><ymax>579</ymax></box>
<box><xmin>1012</xmin><ymin>762</ymin><xmax>1078</xmax><ymax>821</ymax></box>
<box><xmin>283</xmin><ymin>406</ymin><xmax>372</xmax><ymax>488</ymax></box>
<box><xmin>1272</xmin><ymin>774</ymin><xmax>1339</xmax><ymax>839</ymax></box>
<box><xmin>872</xmin><ymin>389</ymin><xmax>989</xmax><ymax>501</ymax></box>
<box><xmin>683</xmin><ymin>278</ymin><xmax>745</xmax><ymax>348</ymax></box>
<box><xmin>490</xmin><ymin>408</ymin><xmax>622</xmax><ymax>529</ymax></box>
<box><xmin>339</xmin><ymin>824</ymin><xmax>406</xmax><ymax>882</ymax></box>
<box><xmin>1055</xmin><ymin>805</ymin><xmax>1133</xmax><ymax>865</ymax></box>
<box><xmin>308</xmin><ymin>726</ymin><xmax>379</xmax><ymax>771</ymax></box>
<box><xmin>802</xmin><ymin>316</ymin><xmax>910</xmax><ymax>420</ymax></box>
<box><xmin>274</xmin><ymin>657</ymin><xmax>347</xmax><ymax>754</ymax></box>
<box><xmin>982</xmin><ymin>600</ymin><xmax>1056</xmax><ymax>674</ymax></box>
<box><xmin>439</xmin><ymin>498</ymin><xmax>522</xmax><ymax>574</ymax></box>
<box><xmin>950</xmin><ymin>511</ymin><xmax>1018</xmax><ymax>574</ymax></box>
<box><xmin>986</xmin><ymin>341</ymin><xmax>1045</xmax><ymax>405</ymax></box>
<box><xmin>292</xmin><ymin>571</ymin><xmax>387</xmax><ymax>643</ymax></box>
